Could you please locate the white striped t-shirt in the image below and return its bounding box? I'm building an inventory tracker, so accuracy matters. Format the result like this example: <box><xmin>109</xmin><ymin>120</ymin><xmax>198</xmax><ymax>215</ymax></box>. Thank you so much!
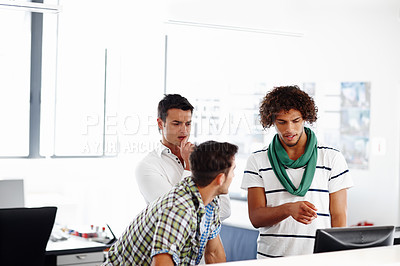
<box><xmin>241</xmin><ymin>144</ymin><xmax>353</xmax><ymax>258</ymax></box>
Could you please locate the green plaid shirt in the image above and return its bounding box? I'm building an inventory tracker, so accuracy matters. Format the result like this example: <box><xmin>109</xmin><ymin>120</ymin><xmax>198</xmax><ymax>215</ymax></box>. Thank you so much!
<box><xmin>103</xmin><ymin>176</ymin><xmax>221</xmax><ymax>265</ymax></box>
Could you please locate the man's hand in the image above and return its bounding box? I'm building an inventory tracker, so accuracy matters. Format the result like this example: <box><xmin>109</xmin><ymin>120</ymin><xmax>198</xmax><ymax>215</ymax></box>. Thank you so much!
<box><xmin>179</xmin><ymin>136</ymin><xmax>195</xmax><ymax>170</ymax></box>
<box><xmin>248</xmin><ymin>187</ymin><xmax>318</xmax><ymax>227</ymax></box>
<box><xmin>287</xmin><ymin>201</ymin><xmax>318</xmax><ymax>225</ymax></box>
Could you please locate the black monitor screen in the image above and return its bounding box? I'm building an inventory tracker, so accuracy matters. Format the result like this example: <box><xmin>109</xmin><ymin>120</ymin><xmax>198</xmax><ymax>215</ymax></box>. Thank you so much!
<box><xmin>313</xmin><ymin>225</ymin><xmax>395</xmax><ymax>253</ymax></box>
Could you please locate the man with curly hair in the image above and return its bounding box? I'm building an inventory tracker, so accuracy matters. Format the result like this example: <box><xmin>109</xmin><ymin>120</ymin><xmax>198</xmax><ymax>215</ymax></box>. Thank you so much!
<box><xmin>241</xmin><ymin>85</ymin><xmax>353</xmax><ymax>258</ymax></box>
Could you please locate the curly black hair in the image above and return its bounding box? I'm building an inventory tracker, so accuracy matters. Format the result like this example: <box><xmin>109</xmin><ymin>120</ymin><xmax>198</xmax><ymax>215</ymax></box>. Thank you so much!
<box><xmin>259</xmin><ymin>85</ymin><xmax>318</xmax><ymax>129</ymax></box>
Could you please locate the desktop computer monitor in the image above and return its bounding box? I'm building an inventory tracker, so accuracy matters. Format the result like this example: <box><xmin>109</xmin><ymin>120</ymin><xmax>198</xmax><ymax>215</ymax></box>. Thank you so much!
<box><xmin>395</xmin><ymin>227</ymin><xmax>400</xmax><ymax>245</ymax></box>
<box><xmin>313</xmin><ymin>225</ymin><xmax>395</xmax><ymax>253</ymax></box>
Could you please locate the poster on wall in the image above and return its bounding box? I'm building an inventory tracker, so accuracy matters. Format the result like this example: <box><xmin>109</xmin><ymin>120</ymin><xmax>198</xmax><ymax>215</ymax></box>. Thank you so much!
<box><xmin>340</xmin><ymin>82</ymin><xmax>370</xmax><ymax>169</ymax></box>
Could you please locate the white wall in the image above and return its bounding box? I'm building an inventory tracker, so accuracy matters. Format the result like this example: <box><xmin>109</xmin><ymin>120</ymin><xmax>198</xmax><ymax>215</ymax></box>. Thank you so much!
<box><xmin>1</xmin><ymin>0</ymin><xmax>399</xmax><ymax>236</ymax></box>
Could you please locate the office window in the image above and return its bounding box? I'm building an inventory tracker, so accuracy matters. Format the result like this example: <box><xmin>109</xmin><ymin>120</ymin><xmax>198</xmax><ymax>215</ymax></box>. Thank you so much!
<box><xmin>2</xmin><ymin>0</ymin><xmax>159</xmax><ymax>158</ymax></box>
<box><xmin>0</xmin><ymin>1</ymin><xmax>61</xmax><ymax>158</ymax></box>
<box><xmin>0</xmin><ymin>9</ymin><xmax>31</xmax><ymax>156</ymax></box>
<box><xmin>41</xmin><ymin>0</ymin><xmax>120</xmax><ymax>157</ymax></box>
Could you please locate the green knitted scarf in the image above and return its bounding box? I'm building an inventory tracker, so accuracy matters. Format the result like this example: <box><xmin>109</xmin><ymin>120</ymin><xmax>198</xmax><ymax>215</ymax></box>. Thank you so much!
<box><xmin>267</xmin><ymin>127</ymin><xmax>317</xmax><ymax>196</ymax></box>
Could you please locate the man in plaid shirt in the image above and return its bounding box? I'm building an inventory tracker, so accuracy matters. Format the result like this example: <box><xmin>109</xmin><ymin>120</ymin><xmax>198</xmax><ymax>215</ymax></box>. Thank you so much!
<box><xmin>103</xmin><ymin>141</ymin><xmax>238</xmax><ymax>265</ymax></box>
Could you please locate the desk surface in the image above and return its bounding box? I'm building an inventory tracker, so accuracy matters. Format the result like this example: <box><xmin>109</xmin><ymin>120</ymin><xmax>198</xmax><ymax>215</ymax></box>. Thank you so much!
<box><xmin>214</xmin><ymin>245</ymin><xmax>400</xmax><ymax>266</ymax></box>
<box><xmin>46</xmin><ymin>236</ymin><xmax>109</xmax><ymax>256</ymax></box>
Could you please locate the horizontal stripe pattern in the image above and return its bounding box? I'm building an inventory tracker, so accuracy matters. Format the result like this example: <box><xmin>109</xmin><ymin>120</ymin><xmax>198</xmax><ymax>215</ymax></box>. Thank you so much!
<box><xmin>259</xmin><ymin>168</ymin><xmax>273</xmax><ymax>172</ymax></box>
<box><xmin>316</xmin><ymin>166</ymin><xmax>332</xmax><ymax>171</ymax></box>
<box><xmin>243</xmin><ymin>170</ymin><xmax>262</xmax><ymax>178</ymax></box>
<box><xmin>260</xmin><ymin>233</ymin><xmax>315</xmax><ymax>239</ymax></box>
<box><xmin>252</xmin><ymin>146</ymin><xmax>340</xmax><ymax>153</ymax></box>
<box><xmin>242</xmin><ymin>142</ymin><xmax>353</xmax><ymax>256</ymax></box>
<box><xmin>254</xmin><ymin>148</ymin><xmax>268</xmax><ymax>154</ymax></box>
<box><xmin>308</xmin><ymin>188</ymin><xmax>329</xmax><ymax>193</ymax></box>
<box><xmin>245</xmin><ymin>167</ymin><xmax>349</xmax><ymax>183</ymax></box>
<box><xmin>317</xmin><ymin>146</ymin><xmax>339</xmax><ymax>152</ymax></box>
<box><xmin>245</xmin><ymin>166</ymin><xmax>336</xmax><ymax>173</ymax></box>
<box><xmin>329</xmin><ymin>169</ymin><xmax>349</xmax><ymax>181</ymax></box>
<box><xmin>265</xmin><ymin>188</ymin><xmax>329</xmax><ymax>194</ymax></box>
<box><xmin>265</xmin><ymin>189</ymin><xmax>286</xmax><ymax>194</ymax></box>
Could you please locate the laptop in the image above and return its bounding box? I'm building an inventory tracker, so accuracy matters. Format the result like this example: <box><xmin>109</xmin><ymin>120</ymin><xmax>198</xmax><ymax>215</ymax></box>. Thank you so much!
<box><xmin>0</xmin><ymin>179</ymin><xmax>25</xmax><ymax>208</ymax></box>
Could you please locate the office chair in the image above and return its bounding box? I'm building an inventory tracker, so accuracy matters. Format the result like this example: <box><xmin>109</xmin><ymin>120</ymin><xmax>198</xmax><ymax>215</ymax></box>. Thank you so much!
<box><xmin>220</xmin><ymin>224</ymin><xmax>259</xmax><ymax>261</ymax></box>
<box><xmin>0</xmin><ymin>206</ymin><xmax>57</xmax><ymax>266</ymax></box>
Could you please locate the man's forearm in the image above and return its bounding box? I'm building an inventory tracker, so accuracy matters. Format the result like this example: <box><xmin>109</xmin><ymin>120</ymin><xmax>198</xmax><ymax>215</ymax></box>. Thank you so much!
<box><xmin>249</xmin><ymin>204</ymin><xmax>291</xmax><ymax>228</ymax></box>
<box><xmin>204</xmin><ymin>248</ymin><xmax>226</xmax><ymax>264</ymax></box>
<box><xmin>151</xmin><ymin>253</ymin><xmax>174</xmax><ymax>266</ymax></box>
<box><xmin>204</xmin><ymin>236</ymin><xmax>226</xmax><ymax>264</ymax></box>
<box><xmin>329</xmin><ymin>189</ymin><xmax>348</xmax><ymax>227</ymax></box>
<box><xmin>331</xmin><ymin>210</ymin><xmax>347</xmax><ymax>227</ymax></box>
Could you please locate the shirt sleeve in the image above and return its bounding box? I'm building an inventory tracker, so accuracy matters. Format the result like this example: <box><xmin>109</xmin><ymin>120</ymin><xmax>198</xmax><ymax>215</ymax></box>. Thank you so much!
<box><xmin>207</xmin><ymin>202</ymin><xmax>221</xmax><ymax>240</ymax></box>
<box><xmin>151</xmin><ymin>206</ymin><xmax>192</xmax><ymax>265</ymax></box>
<box><xmin>208</xmin><ymin>223</ymin><xmax>221</xmax><ymax>240</ymax></box>
<box><xmin>328</xmin><ymin>151</ymin><xmax>354</xmax><ymax>193</ymax></box>
<box><xmin>218</xmin><ymin>194</ymin><xmax>231</xmax><ymax>221</ymax></box>
<box><xmin>136</xmin><ymin>160</ymin><xmax>173</xmax><ymax>204</ymax></box>
<box><xmin>241</xmin><ymin>154</ymin><xmax>264</xmax><ymax>190</ymax></box>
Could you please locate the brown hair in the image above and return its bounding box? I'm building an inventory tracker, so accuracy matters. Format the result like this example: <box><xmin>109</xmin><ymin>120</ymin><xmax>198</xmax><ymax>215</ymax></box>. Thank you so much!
<box><xmin>157</xmin><ymin>94</ymin><xmax>194</xmax><ymax>122</ymax></box>
<box><xmin>190</xmin><ymin>141</ymin><xmax>238</xmax><ymax>187</ymax></box>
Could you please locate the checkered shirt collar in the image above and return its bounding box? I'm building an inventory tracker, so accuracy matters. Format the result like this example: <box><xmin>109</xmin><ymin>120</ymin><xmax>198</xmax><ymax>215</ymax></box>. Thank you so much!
<box><xmin>183</xmin><ymin>176</ymin><xmax>206</xmax><ymax>218</ymax></box>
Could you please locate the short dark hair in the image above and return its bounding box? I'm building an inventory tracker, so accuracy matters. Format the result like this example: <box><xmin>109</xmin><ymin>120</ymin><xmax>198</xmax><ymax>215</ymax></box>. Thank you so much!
<box><xmin>259</xmin><ymin>85</ymin><xmax>318</xmax><ymax>129</ymax></box>
<box><xmin>190</xmin><ymin>141</ymin><xmax>238</xmax><ymax>187</ymax></box>
<box><xmin>157</xmin><ymin>94</ymin><xmax>194</xmax><ymax>122</ymax></box>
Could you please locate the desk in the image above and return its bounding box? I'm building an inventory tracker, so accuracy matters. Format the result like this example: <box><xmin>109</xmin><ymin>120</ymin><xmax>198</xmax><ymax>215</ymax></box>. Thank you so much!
<box><xmin>214</xmin><ymin>245</ymin><xmax>400</xmax><ymax>265</ymax></box>
<box><xmin>46</xmin><ymin>237</ymin><xmax>109</xmax><ymax>266</ymax></box>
